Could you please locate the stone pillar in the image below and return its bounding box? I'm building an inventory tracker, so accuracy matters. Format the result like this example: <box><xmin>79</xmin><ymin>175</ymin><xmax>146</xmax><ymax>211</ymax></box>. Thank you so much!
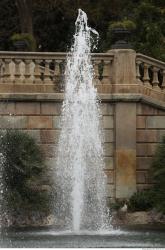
<box><xmin>115</xmin><ymin>102</ymin><xmax>137</xmax><ymax>198</ymax></box>
<box><xmin>110</xmin><ymin>49</ymin><xmax>136</xmax><ymax>85</ymax></box>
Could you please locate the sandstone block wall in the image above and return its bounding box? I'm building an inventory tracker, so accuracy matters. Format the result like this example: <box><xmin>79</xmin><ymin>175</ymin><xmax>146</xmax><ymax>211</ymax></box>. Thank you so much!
<box><xmin>0</xmin><ymin>100</ymin><xmax>115</xmax><ymax>199</ymax></box>
<box><xmin>136</xmin><ymin>103</ymin><xmax>165</xmax><ymax>191</ymax></box>
<box><xmin>0</xmin><ymin>98</ymin><xmax>165</xmax><ymax>199</ymax></box>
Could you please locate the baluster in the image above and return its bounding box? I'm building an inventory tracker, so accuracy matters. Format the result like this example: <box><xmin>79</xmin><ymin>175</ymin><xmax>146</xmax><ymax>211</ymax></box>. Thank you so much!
<box><xmin>102</xmin><ymin>59</ymin><xmax>112</xmax><ymax>84</ymax></box>
<box><xmin>33</xmin><ymin>59</ymin><xmax>42</xmax><ymax>84</ymax></box>
<box><xmin>143</xmin><ymin>63</ymin><xmax>151</xmax><ymax>87</ymax></box>
<box><xmin>0</xmin><ymin>59</ymin><xmax>3</xmax><ymax>83</ymax></box>
<box><xmin>3</xmin><ymin>58</ymin><xmax>12</xmax><ymax>83</ymax></box>
<box><xmin>59</xmin><ymin>60</ymin><xmax>66</xmax><ymax>91</ymax></box>
<box><xmin>55</xmin><ymin>60</ymin><xmax>61</xmax><ymax>76</ymax></box>
<box><xmin>161</xmin><ymin>69</ymin><xmax>165</xmax><ymax>90</ymax></box>
<box><xmin>152</xmin><ymin>66</ymin><xmax>160</xmax><ymax>90</ymax></box>
<box><xmin>43</xmin><ymin>59</ymin><xmax>52</xmax><ymax>84</ymax></box>
<box><xmin>93</xmin><ymin>60</ymin><xmax>101</xmax><ymax>85</ymax></box>
<box><xmin>24</xmin><ymin>59</ymin><xmax>32</xmax><ymax>84</ymax></box>
<box><xmin>54</xmin><ymin>60</ymin><xmax>61</xmax><ymax>81</ymax></box>
<box><xmin>14</xmin><ymin>59</ymin><xmax>22</xmax><ymax>84</ymax></box>
<box><xmin>136</xmin><ymin>60</ymin><xmax>143</xmax><ymax>84</ymax></box>
<box><xmin>52</xmin><ymin>60</ymin><xmax>62</xmax><ymax>91</ymax></box>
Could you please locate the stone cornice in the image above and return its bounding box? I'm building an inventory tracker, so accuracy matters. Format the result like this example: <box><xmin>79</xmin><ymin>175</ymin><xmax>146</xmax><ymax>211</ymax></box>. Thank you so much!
<box><xmin>0</xmin><ymin>92</ymin><xmax>164</xmax><ymax>110</ymax></box>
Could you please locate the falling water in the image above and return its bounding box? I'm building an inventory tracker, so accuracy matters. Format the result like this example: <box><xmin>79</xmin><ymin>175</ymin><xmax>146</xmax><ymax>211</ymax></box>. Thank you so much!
<box><xmin>55</xmin><ymin>9</ymin><xmax>110</xmax><ymax>233</ymax></box>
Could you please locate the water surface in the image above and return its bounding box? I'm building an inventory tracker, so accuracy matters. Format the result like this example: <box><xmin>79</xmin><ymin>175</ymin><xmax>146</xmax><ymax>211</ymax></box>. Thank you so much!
<box><xmin>1</xmin><ymin>226</ymin><xmax>165</xmax><ymax>248</ymax></box>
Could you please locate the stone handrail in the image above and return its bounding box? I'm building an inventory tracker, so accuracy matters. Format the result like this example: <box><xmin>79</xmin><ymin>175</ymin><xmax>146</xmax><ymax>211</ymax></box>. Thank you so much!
<box><xmin>0</xmin><ymin>51</ymin><xmax>114</xmax><ymax>92</ymax></box>
<box><xmin>136</xmin><ymin>53</ymin><xmax>165</xmax><ymax>90</ymax></box>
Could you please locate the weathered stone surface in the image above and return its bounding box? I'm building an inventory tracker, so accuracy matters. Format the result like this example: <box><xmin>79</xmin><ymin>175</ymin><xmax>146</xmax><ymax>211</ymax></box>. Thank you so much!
<box><xmin>111</xmin><ymin>49</ymin><xmax>136</xmax><ymax>85</ymax></box>
<box><xmin>104</xmin><ymin>143</ymin><xmax>113</xmax><ymax>156</ymax></box>
<box><xmin>0</xmin><ymin>102</ymin><xmax>15</xmax><ymax>114</ymax></box>
<box><xmin>0</xmin><ymin>115</ymin><xmax>27</xmax><ymax>128</ymax></box>
<box><xmin>136</xmin><ymin>130</ymin><xmax>158</xmax><ymax>142</ymax></box>
<box><xmin>137</xmin><ymin>116</ymin><xmax>146</xmax><ymax>128</ymax></box>
<box><xmin>15</xmin><ymin>102</ymin><xmax>40</xmax><ymax>115</ymax></box>
<box><xmin>136</xmin><ymin>157</ymin><xmax>152</xmax><ymax>170</ymax></box>
<box><xmin>116</xmin><ymin>149</ymin><xmax>136</xmax><ymax>198</ymax></box>
<box><xmin>136</xmin><ymin>143</ymin><xmax>157</xmax><ymax>156</ymax></box>
<box><xmin>11</xmin><ymin>84</ymin><xmax>56</xmax><ymax>93</ymax></box>
<box><xmin>104</xmin><ymin>130</ymin><xmax>114</xmax><ymax>142</ymax></box>
<box><xmin>40</xmin><ymin>130</ymin><xmax>60</xmax><ymax>144</ymax></box>
<box><xmin>125</xmin><ymin>212</ymin><xmax>151</xmax><ymax>225</ymax></box>
<box><xmin>116</xmin><ymin>103</ymin><xmax>136</xmax><ymax>149</ymax></box>
<box><xmin>146</xmin><ymin>116</ymin><xmax>165</xmax><ymax>129</ymax></box>
<box><xmin>136</xmin><ymin>171</ymin><xmax>147</xmax><ymax>184</ymax></box>
<box><xmin>27</xmin><ymin>116</ymin><xmax>52</xmax><ymax>129</ymax></box>
<box><xmin>52</xmin><ymin>116</ymin><xmax>61</xmax><ymax>129</ymax></box>
<box><xmin>103</xmin><ymin>116</ymin><xmax>114</xmax><ymax>128</ymax></box>
<box><xmin>41</xmin><ymin>102</ymin><xmax>62</xmax><ymax>115</ymax></box>
<box><xmin>115</xmin><ymin>103</ymin><xmax>137</xmax><ymax>198</ymax></box>
<box><xmin>104</xmin><ymin>170</ymin><xmax>114</xmax><ymax>184</ymax></box>
<box><xmin>137</xmin><ymin>103</ymin><xmax>160</xmax><ymax>115</ymax></box>
<box><xmin>106</xmin><ymin>184</ymin><xmax>115</xmax><ymax>198</ymax></box>
<box><xmin>104</xmin><ymin>157</ymin><xmax>114</xmax><ymax>170</ymax></box>
<box><xmin>101</xmin><ymin>103</ymin><xmax>114</xmax><ymax>115</ymax></box>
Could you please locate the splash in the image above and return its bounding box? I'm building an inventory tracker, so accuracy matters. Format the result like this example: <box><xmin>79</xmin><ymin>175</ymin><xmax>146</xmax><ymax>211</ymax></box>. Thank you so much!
<box><xmin>55</xmin><ymin>9</ymin><xmax>111</xmax><ymax>232</ymax></box>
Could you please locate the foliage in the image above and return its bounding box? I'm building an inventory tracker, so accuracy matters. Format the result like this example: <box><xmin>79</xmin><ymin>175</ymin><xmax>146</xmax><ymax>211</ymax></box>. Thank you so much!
<box><xmin>109</xmin><ymin>20</ymin><xmax>136</xmax><ymax>31</ymax></box>
<box><xmin>0</xmin><ymin>130</ymin><xmax>50</xmax><ymax>213</ymax></box>
<box><xmin>108</xmin><ymin>199</ymin><xmax>125</xmax><ymax>211</ymax></box>
<box><xmin>10</xmin><ymin>33</ymin><xmax>36</xmax><ymax>51</ymax></box>
<box><xmin>132</xmin><ymin>1</ymin><xmax>165</xmax><ymax>61</ymax></box>
<box><xmin>128</xmin><ymin>190</ymin><xmax>154</xmax><ymax>212</ymax></box>
<box><xmin>0</xmin><ymin>0</ymin><xmax>19</xmax><ymax>50</ymax></box>
<box><xmin>0</xmin><ymin>0</ymin><xmax>164</xmax><ymax>60</ymax></box>
<box><xmin>150</xmin><ymin>136</ymin><xmax>165</xmax><ymax>213</ymax></box>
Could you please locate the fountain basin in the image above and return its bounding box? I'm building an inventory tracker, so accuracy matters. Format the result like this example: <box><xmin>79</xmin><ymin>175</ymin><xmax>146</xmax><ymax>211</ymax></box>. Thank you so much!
<box><xmin>1</xmin><ymin>225</ymin><xmax>165</xmax><ymax>248</ymax></box>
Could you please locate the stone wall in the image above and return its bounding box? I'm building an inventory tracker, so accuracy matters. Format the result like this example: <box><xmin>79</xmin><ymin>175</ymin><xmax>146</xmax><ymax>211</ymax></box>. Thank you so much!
<box><xmin>0</xmin><ymin>96</ymin><xmax>164</xmax><ymax>200</ymax></box>
<box><xmin>136</xmin><ymin>103</ymin><xmax>165</xmax><ymax>191</ymax></box>
<box><xmin>0</xmin><ymin>99</ymin><xmax>115</xmax><ymax>199</ymax></box>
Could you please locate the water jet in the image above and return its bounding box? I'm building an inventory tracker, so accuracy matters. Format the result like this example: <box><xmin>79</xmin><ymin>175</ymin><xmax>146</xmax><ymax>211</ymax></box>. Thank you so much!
<box><xmin>54</xmin><ymin>8</ymin><xmax>111</xmax><ymax>233</ymax></box>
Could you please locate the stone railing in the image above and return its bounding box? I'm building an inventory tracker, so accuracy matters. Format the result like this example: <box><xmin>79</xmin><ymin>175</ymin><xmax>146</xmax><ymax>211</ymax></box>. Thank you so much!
<box><xmin>0</xmin><ymin>51</ymin><xmax>114</xmax><ymax>92</ymax></box>
<box><xmin>0</xmin><ymin>50</ymin><xmax>165</xmax><ymax>96</ymax></box>
<box><xmin>136</xmin><ymin>53</ymin><xmax>165</xmax><ymax>90</ymax></box>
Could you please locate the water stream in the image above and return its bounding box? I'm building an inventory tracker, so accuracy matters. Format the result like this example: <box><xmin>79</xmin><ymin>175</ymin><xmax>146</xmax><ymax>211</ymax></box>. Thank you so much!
<box><xmin>55</xmin><ymin>9</ymin><xmax>110</xmax><ymax>232</ymax></box>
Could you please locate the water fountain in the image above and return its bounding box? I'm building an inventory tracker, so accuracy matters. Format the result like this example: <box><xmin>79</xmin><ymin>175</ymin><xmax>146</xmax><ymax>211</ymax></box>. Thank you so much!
<box><xmin>1</xmin><ymin>8</ymin><xmax>165</xmax><ymax>248</ymax></box>
<box><xmin>54</xmin><ymin>9</ymin><xmax>110</xmax><ymax>233</ymax></box>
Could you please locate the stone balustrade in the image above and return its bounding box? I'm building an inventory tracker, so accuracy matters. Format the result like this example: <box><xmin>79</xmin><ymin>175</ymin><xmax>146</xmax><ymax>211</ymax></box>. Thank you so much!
<box><xmin>0</xmin><ymin>50</ymin><xmax>165</xmax><ymax>97</ymax></box>
<box><xmin>0</xmin><ymin>51</ymin><xmax>114</xmax><ymax>92</ymax></box>
<box><xmin>136</xmin><ymin>53</ymin><xmax>165</xmax><ymax>90</ymax></box>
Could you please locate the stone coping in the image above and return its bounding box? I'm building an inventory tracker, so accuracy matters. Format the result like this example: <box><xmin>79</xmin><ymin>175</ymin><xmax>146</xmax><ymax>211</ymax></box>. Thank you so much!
<box><xmin>0</xmin><ymin>93</ymin><xmax>165</xmax><ymax>110</ymax></box>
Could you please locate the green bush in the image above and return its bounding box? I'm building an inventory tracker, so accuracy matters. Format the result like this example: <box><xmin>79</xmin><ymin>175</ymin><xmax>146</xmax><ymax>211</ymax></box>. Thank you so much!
<box><xmin>0</xmin><ymin>130</ymin><xmax>50</xmax><ymax>214</ymax></box>
<box><xmin>108</xmin><ymin>199</ymin><xmax>125</xmax><ymax>211</ymax></box>
<box><xmin>128</xmin><ymin>190</ymin><xmax>154</xmax><ymax>212</ymax></box>
<box><xmin>109</xmin><ymin>19</ymin><xmax>136</xmax><ymax>31</ymax></box>
<box><xmin>10</xmin><ymin>33</ymin><xmax>37</xmax><ymax>51</ymax></box>
<box><xmin>150</xmin><ymin>136</ymin><xmax>165</xmax><ymax>213</ymax></box>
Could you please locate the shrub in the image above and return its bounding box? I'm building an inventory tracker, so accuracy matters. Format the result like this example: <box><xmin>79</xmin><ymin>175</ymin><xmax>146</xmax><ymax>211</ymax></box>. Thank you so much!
<box><xmin>108</xmin><ymin>199</ymin><xmax>125</xmax><ymax>211</ymax></box>
<box><xmin>10</xmin><ymin>33</ymin><xmax>37</xmax><ymax>51</ymax></box>
<box><xmin>0</xmin><ymin>130</ymin><xmax>50</xmax><ymax>214</ymax></box>
<box><xmin>109</xmin><ymin>19</ymin><xmax>136</xmax><ymax>31</ymax></box>
<box><xmin>150</xmin><ymin>136</ymin><xmax>165</xmax><ymax>213</ymax></box>
<box><xmin>128</xmin><ymin>190</ymin><xmax>154</xmax><ymax>212</ymax></box>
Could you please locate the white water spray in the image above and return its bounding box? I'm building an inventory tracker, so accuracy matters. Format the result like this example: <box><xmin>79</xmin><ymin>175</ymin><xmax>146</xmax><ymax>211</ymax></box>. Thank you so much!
<box><xmin>55</xmin><ymin>9</ymin><xmax>110</xmax><ymax>232</ymax></box>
